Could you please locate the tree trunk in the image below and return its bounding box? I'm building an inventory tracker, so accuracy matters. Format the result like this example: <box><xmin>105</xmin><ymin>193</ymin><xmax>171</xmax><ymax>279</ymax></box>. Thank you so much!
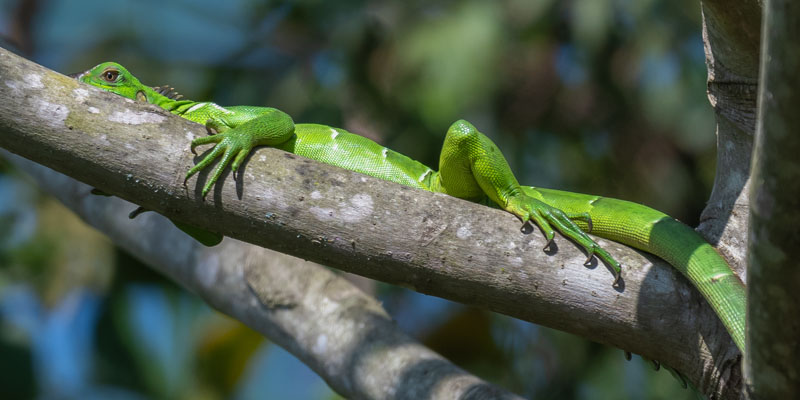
<box><xmin>746</xmin><ymin>0</ymin><xmax>800</xmax><ymax>397</ymax></box>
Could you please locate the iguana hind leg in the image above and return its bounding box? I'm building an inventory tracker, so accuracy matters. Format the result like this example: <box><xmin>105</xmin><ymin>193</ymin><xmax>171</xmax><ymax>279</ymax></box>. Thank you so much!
<box><xmin>433</xmin><ymin>120</ymin><xmax>621</xmax><ymax>282</ymax></box>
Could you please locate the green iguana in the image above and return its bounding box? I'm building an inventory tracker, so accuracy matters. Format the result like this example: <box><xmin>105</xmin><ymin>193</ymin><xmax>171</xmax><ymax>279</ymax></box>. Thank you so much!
<box><xmin>72</xmin><ymin>62</ymin><xmax>746</xmax><ymax>353</ymax></box>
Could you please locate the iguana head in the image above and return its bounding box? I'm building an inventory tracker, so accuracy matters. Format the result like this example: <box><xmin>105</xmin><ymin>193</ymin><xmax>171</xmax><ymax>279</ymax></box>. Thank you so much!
<box><xmin>70</xmin><ymin>62</ymin><xmax>148</xmax><ymax>100</ymax></box>
<box><xmin>70</xmin><ymin>62</ymin><xmax>183</xmax><ymax>106</ymax></box>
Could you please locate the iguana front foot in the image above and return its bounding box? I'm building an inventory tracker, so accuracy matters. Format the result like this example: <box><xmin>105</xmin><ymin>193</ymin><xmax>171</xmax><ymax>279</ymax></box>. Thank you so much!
<box><xmin>186</xmin><ymin>128</ymin><xmax>255</xmax><ymax>198</ymax></box>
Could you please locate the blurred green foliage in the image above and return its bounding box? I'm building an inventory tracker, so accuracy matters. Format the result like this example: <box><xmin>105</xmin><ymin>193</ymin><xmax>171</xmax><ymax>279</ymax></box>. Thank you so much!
<box><xmin>0</xmin><ymin>0</ymin><xmax>715</xmax><ymax>398</ymax></box>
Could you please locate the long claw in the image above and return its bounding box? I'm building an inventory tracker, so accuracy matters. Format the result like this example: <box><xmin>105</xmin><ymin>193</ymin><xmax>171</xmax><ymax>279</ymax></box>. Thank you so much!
<box><xmin>583</xmin><ymin>251</ymin><xmax>595</xmax><ymax>266</ymax></box>
<box><xmin>129</xmin><ymin>206</ymin><xmax>148</xmax><ymax>219</ymax></box>
<box><xmin>612</xmin><ymin>268</ymin><xmax>622</xmax><ymax>286</ymax></box>
<box><xmin>542</xmin><ymin>237</ymin><xmax>554</xmax><ymax>252</ymax></box>
<box><xmin>90</xmin><ymin>188</ymin><xmax>111</xmax><ymax>196</ymax></box>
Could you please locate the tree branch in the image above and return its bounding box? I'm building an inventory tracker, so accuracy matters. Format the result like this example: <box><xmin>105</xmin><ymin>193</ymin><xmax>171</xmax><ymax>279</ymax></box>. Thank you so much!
<box><xmin>0</xmin><ymin>48</ymin><xmax>741</xmax><ymax>398</ymax></box>
<box><xmin>698</xmin><ymin>0</ymin><xmax>762</xmax><ymax>279</ymax></box>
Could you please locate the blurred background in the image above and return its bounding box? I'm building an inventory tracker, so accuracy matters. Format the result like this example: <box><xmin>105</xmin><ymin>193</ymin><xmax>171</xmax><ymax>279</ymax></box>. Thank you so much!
<box><xmin>0</xmin><ymin>0</ymin><xmax>715</xmax><ymax>398</ymax></box>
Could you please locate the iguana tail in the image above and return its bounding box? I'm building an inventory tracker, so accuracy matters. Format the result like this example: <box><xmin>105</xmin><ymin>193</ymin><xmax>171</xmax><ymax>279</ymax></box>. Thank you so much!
<box><xmin>528</xmin><ymin>187</ymin><xmax>746</xmax><ymax>352</ymax></box>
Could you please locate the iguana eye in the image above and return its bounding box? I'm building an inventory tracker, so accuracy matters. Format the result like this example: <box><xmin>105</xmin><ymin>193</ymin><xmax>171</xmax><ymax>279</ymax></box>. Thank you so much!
<box><xmin>102</xmin><ymin>69</ymin><xmax>119</xmax><ymax>82</ymax></box>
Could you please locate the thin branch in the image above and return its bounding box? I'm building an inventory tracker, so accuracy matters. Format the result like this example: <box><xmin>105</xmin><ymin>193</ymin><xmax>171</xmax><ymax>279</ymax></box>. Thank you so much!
<box><xmin>0</xmin><ymin>48</ymin><xmax>740</xmax><ymax>398</ymax></box>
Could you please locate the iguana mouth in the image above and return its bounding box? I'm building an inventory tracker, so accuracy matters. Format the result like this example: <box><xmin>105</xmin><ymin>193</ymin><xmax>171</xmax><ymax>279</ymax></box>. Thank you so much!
<box><xmin>152</xmin><ymin>85</ymin><xmax>183</xmax><ymax>100</ymax></box>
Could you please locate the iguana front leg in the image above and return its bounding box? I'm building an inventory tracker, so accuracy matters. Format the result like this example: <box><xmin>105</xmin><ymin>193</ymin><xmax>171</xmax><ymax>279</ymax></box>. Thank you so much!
<box><xmin>433</xmin><ymin>120</ymin><xmax>622</xmax><ymax>282</ymax></box>
<box><xmin>186</xmin><ymin>108</ymin><xmax>295</xmax><ymax>197</ymax></box>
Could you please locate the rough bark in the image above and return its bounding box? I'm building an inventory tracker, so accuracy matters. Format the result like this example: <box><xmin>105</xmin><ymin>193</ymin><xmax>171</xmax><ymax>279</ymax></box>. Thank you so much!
<box><xmin>698</xmin><ymin>0</ymin><xmax>762</xmax><ymax>280</ymax></box>
<box><xmin>0</xmin><ymin>48</ymin><xmax>741</xmax><ymax>398</ymax></box>
<box><xmin>746</xmin><ymin>0</ymin><xmax>800</xmax><ymax>397</ymax></box>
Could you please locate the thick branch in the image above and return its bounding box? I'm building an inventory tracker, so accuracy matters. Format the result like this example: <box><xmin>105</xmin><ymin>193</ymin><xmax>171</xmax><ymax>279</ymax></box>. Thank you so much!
<box><xmin>0</xmin><ymin>48</ymin><xmax>740</xmax><ymax>398</ymax></box>
<box><xmin>698</xmin><ymin>0</ymin><xmax>762</xmax><ymax>279</ymax></box>
<box><xmin>746</xmin><ymin>0</ymin><xmax>800</xmax><ymax>397</ymax></box>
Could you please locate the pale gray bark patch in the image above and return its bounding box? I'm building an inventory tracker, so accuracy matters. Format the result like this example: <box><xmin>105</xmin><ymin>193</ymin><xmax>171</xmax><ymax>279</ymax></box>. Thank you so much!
<box><xmin>73</xmin><ymin>88</ymin><xmax>90</xmax><ymax>103</ymax></box>
<box><xmin>35</xmin><ymin>99</ymin><xmax>69</xmax><ymax>128</ymax></box>
<box><xmin>309</xmin><ymin>193</ymin><xmax>374</xmax><ymax>223</ymax></box>
<box><xmin>108</xmin><ymin>109</ymin><xmax>167</xmax><ymax>125</ymax></box>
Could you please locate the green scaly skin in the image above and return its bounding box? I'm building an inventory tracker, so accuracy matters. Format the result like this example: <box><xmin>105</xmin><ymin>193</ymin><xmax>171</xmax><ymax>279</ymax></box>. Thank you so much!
<box><xmin>73</xmin><ymin>62</ymin><xmax>746</xmax><ymax>352</ymax></box>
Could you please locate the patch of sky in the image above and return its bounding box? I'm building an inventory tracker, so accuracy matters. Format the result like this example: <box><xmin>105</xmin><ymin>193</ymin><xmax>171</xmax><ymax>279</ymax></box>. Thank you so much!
<box><xmin>33</xmin><ymin>0</ymin><xmax>261</xmax><ymax>67</ymax></box>
<box><xmin>491</xmin><ymin>316</ymin><xmax>539</xmax><ymax>356</ymax></box>
<box><xmin>492</xmin><ymin>317</ymin><xmax>542</xmax><ymax>395</ymax></box>
<box><xmin>555</xmin><ymin>44</ymin><xmax>588</xmax><ymax>87</ymax></box>
<box><xmin>34</xmin><ymin>0</ymin><xmax>137</xmax><ymax>67</ymax></box>
<box><xmin>0</xmin><ymin>287</ymin><xmax>101</xmax><ymax>398</ymax></box>
<box><xmin>681</xmin><ymin>36</ymin><xmax>705</xmax><ymax>64</ymax></box>
<box><xmin>383</xmin><ymin>288</ymin><xmax>461</xmax><ymax>336</ymax></box>
<box><xmin>0</xmin><ymin>285</ymin><xmax>41</xmax><ymax>338</ymax></box>
<box><xmin>134</xmin><ymin>1</ymin><xmax>246</xmax><ymax>64</ymax></box>
<box><xmin>126</xmin><ymin>285</ymin><xmax>176</xmax><ymax>367</ymax></box>
<box><xmin>622</xmin><ymin>353</ymin><xmax>648</xmax><ymax>399</ymax></box>
<box><xmin>234</xmin><ymin>4</ymin><xmax>292</xmax><ymax>68</ymax></box>
<box><xmin>639</xmin><ymin>51</ymin><xmax>679</xmax><ymax>89</ymax></box>
<box><xmin>252</xmin><ymin>2</ymin><xmax>290</xmax><ymax>36</ymax></box>
<box><xmin>235</xmin><ymin>345</ymin><xmax>335</xmax><ymax>400</ymax></box>
<box><xmin>236</xmin><ymin>47</ymin><xmax>290</xmax><ymax>69</ymax></box>
<box><xmin>0</xmin><ymin>0</ymin><xmax>15</xmax><ymax>35</ymax></box>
